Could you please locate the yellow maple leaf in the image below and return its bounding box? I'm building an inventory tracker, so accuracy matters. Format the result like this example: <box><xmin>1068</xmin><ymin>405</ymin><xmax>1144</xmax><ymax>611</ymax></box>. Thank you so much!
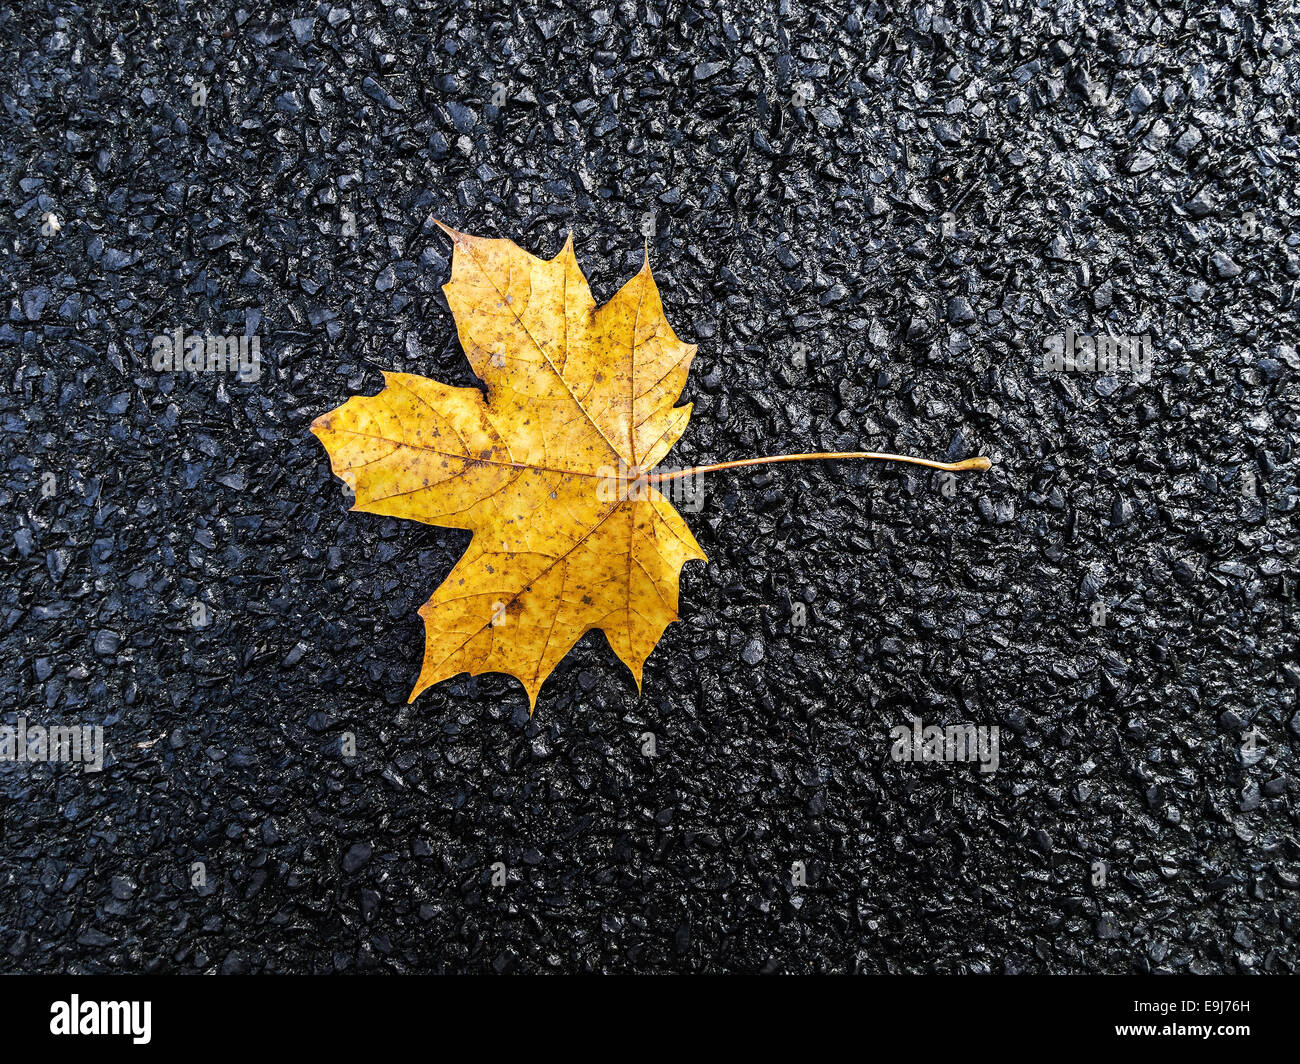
<box><xmin>312</xmin><ymin>224</ymin><xmax>707</xmax><ymax>709</ymax></box>
<box><xmin>313</xmin><ymin>225</ymin><xmax>992</xmax><ymax>711</ymax></box>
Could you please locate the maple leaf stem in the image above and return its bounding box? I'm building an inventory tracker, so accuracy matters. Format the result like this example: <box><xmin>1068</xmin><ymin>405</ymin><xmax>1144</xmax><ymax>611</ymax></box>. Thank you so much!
<box><xmin>648</xmin><ymin>451</ymin><xmax>992</xmax><ymax>482</ymax></box>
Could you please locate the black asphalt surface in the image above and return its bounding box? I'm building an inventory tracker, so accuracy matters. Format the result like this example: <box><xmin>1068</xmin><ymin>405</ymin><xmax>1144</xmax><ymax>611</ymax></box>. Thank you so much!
<box><xmin>2</xmin><ymin>0</ymin><xmax>1297</xmax><ymax>973</ymax></box>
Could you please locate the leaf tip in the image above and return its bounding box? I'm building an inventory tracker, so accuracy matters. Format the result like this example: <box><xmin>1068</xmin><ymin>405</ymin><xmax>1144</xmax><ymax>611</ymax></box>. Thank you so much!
<box><xmin>433</xmin><ymin>219</ymin><xmax>469</xmax><ymax>247</ymax></box>
<box><xmin>553</xmin><ymin>232</ymin><xmax>581</xmax><ymax>271</ymax></box>
<box><xmin>625</xmin><ymin>657</ymin><xmax>645</xmax><ymax>695</ymax></box>
<box><xmin>408</xmin><ymin>660</ymin><xmax>436</xmax><ymax>703</ymax></box>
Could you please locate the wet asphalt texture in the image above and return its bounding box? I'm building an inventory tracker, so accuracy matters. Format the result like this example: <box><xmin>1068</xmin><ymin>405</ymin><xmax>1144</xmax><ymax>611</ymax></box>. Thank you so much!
<box><xmin>2</xmin><ymin>0</ymin><xmax>1298</xmax><ymax>975</ymax></box>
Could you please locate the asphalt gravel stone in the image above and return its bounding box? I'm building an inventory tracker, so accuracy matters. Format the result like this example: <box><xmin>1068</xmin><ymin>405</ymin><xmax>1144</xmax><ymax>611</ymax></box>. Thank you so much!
<box><xmin>1</xmin><ymin>0</ymin><xmax>1297</xmax><ymax>974</ymax></box>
